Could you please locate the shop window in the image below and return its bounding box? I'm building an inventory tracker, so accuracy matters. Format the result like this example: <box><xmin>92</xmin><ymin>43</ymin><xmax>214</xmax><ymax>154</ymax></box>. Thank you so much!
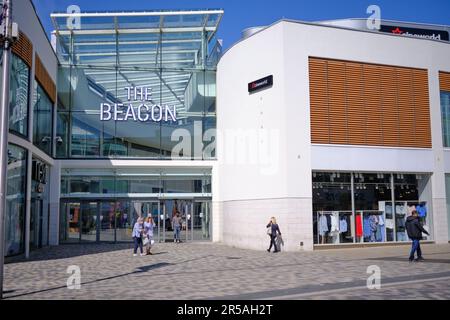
<box><xmin>354</xmin><ymin>173</ymin><xmax>392</xmax><ymax>243</ymax></box>
<box><xmin>441</xmin><ymin>91</ymin><xmax>450</xmax><ymax>147</ymax></box>
<box><xmin>312</xmin><ymin>172</ymin><xmax>432</xmax><ymax>245</ymax></box>
<box><xmin>313</xmin><ymin>172</ymin><xmax>352</xmax><ymax>244</ymax></box>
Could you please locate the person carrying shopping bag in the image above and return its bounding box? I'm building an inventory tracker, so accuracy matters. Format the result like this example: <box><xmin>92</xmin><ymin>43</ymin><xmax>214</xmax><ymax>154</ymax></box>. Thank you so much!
<box><xmin>266</xmin><ymin>217</ymin><xmax>282</xmax><ymax>253</ymax></box>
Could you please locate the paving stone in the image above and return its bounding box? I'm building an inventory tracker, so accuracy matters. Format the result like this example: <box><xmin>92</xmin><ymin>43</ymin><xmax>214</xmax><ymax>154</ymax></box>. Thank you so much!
<box><xmin>3</xmin><ymin>243</ymin><xmax>450</xmax><ymax>300</ymax></box>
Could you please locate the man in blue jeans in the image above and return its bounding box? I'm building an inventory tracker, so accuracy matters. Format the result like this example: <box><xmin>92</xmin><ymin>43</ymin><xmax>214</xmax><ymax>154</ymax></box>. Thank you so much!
<box><xmin>405</xmin><ymin>210</ymin><xmax>430</xmax><ymax>262</ymax></box>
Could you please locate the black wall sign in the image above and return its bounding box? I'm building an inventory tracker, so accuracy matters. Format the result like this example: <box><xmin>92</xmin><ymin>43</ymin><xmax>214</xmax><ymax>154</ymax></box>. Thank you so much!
<box><xmin>248</xmin><ymin>75</ymin><xmax>273</xmax><ymax>93</ymax></box>
<box><xmin>380</xmin><ymin>25</ymin><xmax>449</xmax><ymax>41</ymax></box>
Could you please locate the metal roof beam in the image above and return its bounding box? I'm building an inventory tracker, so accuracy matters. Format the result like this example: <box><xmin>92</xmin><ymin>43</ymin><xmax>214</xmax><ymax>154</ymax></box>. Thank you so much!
<box><xmin>50</xmin><ymin>10</ymin><xmax>224</xmax><ymax>18</ymax></box>
<box><xmin>72</xmin><ymin>39</ymin><xmax>202</xmax><ymax>46</ymax></box>
<box><xmin>75</xmin><ymin>49</ymin><xmax>198</xmax><ymax>57</ymax></box>
<box><xmin>57</xmin><ymin>27</ymin><xmax>215</xmax><ymax>36</ymax></box>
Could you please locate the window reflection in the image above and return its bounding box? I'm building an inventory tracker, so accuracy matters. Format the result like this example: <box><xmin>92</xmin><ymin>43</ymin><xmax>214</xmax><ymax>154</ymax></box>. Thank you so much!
<box><xmin>6</xmin><ymin>144</ymin><xmax>27</xmax><ymax>256</ymax></box>
<box><xmin>33</xmin><ymin>81</ymin><xmax>53</xmax><ymax>155</ymax></box>
<box><xmin>9</xmin><ymin>54</ymin><xmax>29</xmax><ymax>136</ymax></box>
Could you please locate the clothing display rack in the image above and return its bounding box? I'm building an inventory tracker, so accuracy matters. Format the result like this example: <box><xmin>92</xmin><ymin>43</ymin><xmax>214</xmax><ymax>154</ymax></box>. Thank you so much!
<box><xmin>316</xmin><ymin>211</ymin><xmax>353</xmax><ymax>244</ymax></box>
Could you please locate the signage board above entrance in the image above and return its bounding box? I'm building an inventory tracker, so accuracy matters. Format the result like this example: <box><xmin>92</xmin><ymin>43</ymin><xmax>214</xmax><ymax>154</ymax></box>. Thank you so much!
<box><xmin>100</xmin><ymin>86</ymin><xmax>177</xmax><ymax>122</ymax></box>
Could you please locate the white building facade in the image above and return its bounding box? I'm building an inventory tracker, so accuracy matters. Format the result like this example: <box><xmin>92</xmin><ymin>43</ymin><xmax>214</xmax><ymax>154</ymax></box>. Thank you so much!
<box><xmin>217</xmin><ymin>19</ymin><xmax>450</xmax><ymax>252</ymax></box>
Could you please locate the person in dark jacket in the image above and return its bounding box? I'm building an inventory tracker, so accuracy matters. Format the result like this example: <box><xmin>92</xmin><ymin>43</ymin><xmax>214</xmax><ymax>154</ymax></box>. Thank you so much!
<box><xmin>406</xmin><ymin>210</ymin><xmax>430</xmax><ymax>262</ymax></box>
<box><xmin>267</xmin><ymin>217</ymin><xmax>282</xmax><ymax>253</ymax></box>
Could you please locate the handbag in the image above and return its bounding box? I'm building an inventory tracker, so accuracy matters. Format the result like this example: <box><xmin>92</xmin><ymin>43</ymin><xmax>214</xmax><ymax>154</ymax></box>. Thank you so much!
<box><xmin>266</xmin><ymin>227</ymin><xmax>272</xmax><ymax>235</ymax></box>
<box><xmin>143</xmin><ymin>237</ymin><xmax>149</xmax><ymax>246</ymax></box>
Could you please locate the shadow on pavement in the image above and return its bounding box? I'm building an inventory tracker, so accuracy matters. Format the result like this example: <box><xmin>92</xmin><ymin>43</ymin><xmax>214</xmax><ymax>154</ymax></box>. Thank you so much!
<box><xmin>367</xmin><ymin>256</ymin><xmax>450</xmax><ymax>264</ymax></box>
<box><xmin>5</xmin><ymin>243</ymin><xmax>134</xmax><ymax>264</ymax></box>
<box><xmin>3</xmin><ymin>262</ymin><xmax>172</xmax><ymax>300</ymax></box>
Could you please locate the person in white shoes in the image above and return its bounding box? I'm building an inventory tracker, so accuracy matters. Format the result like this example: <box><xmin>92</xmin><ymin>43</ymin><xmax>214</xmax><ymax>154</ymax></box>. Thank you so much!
<box><xmin>172</xmin><ymin>212</ymin><xmax>182</xmax><ymax>243</ymax></box>
<box><xmin>132</xmin><ymin>217</ymin><xmax>144</xmax><ymax>256</ymax></box>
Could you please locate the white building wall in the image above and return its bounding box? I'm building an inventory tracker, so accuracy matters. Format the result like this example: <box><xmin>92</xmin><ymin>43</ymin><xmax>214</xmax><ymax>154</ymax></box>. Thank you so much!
<box><xmin>217</xmin><ymin>20</ymin><xmax>450</xmax><ymax>251</ymax></box>
<box><xmin>217</xmin><ymin>23</ymin><xmax>313</xmax><ymax>252</ymax></box>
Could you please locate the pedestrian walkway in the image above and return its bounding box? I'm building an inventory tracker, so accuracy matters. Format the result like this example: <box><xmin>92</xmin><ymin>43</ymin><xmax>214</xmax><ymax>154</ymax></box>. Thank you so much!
<box><xmin>3</xmin><ymin>243</ymin><xmax>450</xmax><ymax>300</ymax></box>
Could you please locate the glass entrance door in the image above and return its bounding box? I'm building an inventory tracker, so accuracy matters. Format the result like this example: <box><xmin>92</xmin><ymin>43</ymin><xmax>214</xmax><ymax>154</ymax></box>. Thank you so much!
<box><xmin>193</xmin><ymin>201</ymin><xmax>211</xmax><ymax>241</ymax></box>
<box><xmin>99</xmin><ymin>202</ymin><xmax>116</xmax><ymax>242</ymax></box>
<box><xmin>159</xmin><ymin>200</ymin><xmax>210</xmax><ymax>242</ymax></box>
<box><xmin>161</xmin><ymin>200</ymin><xmax>191</xmax><ymax>242</ymax></box>
<box><xmin>81</xmin><ymin>202</ymin><xmax>98</xmax><ymax>242</ymax></box>
<box><xmin>60</xmin><ymin>199</ymin><xmax>211</xmax><ymax>243</ymax></box>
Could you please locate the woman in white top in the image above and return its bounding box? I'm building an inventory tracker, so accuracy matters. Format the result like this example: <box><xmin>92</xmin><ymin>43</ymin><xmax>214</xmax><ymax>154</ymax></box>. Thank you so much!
<box><xmin>144</xmin><ymin>216</ymin><xmax>156</xmax><ymax>255</ymax></box>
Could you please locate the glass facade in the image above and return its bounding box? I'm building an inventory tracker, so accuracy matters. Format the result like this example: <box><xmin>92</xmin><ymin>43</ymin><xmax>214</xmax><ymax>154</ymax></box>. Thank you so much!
<box><xmin>54</xmin><ymin>12</ymin><xmax>220</xmax><ymax>160</ymax></box>
<box><xmin>442</xmin><ymin>91</ymin><xmax>450</xmax><ymax>147</ymax></box>
<box><xmin>33</xmin><ymin>81</ymin><xmax>54</xmax><ymax>155</ymax></box>
<box><xmin>313</xmin><ymin>172</ymin><xmax>432</xmax><ymax>245</ymax></box>
<box><xmin>5</xmin><ymin>144</ymin><xmax>27</xmax><ymax>256</ymax></box>
<box><xmin>30</xmin><ymin>159</ymin><xmax>50</xmax><ymax>249</ymax></box>
<box><xmin>9</xmin><ymin>54</ymin><xmax>30</xmax><ymax>136</ymax></box>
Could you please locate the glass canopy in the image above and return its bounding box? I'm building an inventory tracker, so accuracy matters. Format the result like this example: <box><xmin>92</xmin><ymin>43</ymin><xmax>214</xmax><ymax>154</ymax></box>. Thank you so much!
<box><xmin>51</xmin><ymin>10</ymin><xmax>223</xmax><ymax>69</ymax></box>
<box><xmin>52</xmin><ymin>10</ymin><xmax>222</xmax><ymax>159</ymax></box>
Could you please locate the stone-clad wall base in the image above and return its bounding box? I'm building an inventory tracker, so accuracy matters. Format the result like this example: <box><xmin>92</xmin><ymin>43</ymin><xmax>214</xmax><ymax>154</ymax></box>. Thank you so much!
<box><xmin>221</xmin><ymin>198</ymin><xmax>313</xmax><ymax>252</ymax></box>
<box><xmin>433</xmin><ymin>198</ymin><xmax>449</xmax><ymax>243</ymax></box>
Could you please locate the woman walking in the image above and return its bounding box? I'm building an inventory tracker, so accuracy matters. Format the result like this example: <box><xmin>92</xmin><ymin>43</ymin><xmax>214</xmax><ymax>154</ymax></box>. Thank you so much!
<box><xmin>267</xmin><ymin>217</ymin><xmax>282</xmax><ymax>253</ymax></box>
<box><xmin>144</xmin><ymin>216</ymin><xmax>156</xmax><ymax>255</ymax></box>
<box><xmin>132</xmin><ymin>217</ymin><xmax>144</xmax><ymax>257</ymax></box>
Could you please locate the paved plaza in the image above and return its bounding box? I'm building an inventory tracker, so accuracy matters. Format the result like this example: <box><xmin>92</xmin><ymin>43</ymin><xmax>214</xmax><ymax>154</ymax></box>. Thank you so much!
<box><xmin>3</xmin><ymin>242</ymin><xmax>450</xmax><ymax>300</ymax></box>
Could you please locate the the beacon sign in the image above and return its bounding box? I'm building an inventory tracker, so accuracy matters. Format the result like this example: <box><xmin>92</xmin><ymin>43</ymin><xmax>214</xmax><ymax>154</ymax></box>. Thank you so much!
<box><xmin>100</xmin><ymin>86</ymin><xmax>177</xmax><ymax>123</ymax></box>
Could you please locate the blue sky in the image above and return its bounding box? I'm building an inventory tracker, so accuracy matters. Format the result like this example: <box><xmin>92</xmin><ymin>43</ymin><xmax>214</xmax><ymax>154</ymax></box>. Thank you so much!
<box><xmin>32</xmin><ymin>0</ymin><xmax>450</xmax><ymax>49</ymax></box>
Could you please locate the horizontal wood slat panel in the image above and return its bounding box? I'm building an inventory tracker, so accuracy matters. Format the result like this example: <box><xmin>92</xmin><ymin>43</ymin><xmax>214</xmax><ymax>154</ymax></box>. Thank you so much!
<box><xmin>414</xmin><ymin>70</ymin><xmax>432</xmax><ymax>147</ymax></box>
<box><xmin>380</xmin><ymin>66</ymin><xmax>399</xmax><ymax>147</ymax></box>
<box><xmin>35</xmin><ymin>53</ymin><xmax>56</xmax><ymax>103</ymax></box>
<box><xmin>309</xmin><ymin>57</ymin><xmax>431</xmax><ymax>148</ymax></box>
<box><xmin>440</xmin><ymin>72</ymin><xmax>450</xmax><ymax>92</ymax></box>
<box><xmin>327</xmin><ymin>61</ymin><xmax>348</xmax><ymax>145</ymax></box>
<box><xmin>346</xmin><ymin>62</ymin><xmax>366</xmax><ymax>145</ymax></box>
<box><xmin>397</xmin><ymin>68</ymin><xmax>416</xmax><ymax>147</ymax></box>
<box><xmin>12</xmin><ymin>31</ymin><xmax>33</xmax><ymax>67</ymax></box>
<box><xmin>363</xmin><ymin>65</ymin><xmax>383</xmax><ymax>146</ymax></box>
<box><xmin>309</xmin><ymin>59</ymin><xmax>330</xmax><ymax>143</ymax></box>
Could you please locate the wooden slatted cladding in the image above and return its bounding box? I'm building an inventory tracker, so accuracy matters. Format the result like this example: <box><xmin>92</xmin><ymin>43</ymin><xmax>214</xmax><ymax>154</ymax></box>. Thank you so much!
<box><xmin>35</xmin><ymin>54</ymin><xmax>56</xmax><ymax>103</ymax></box>
<box><xmin>12</xmin><ymin>31</ymin><xmax>33</xmax><ymax>67</ymax></box>
<box><xmin>309</xmin><ymin>58</ymin><xmax>329</xmax><ymax>143</ymax></box>
<box><xmin>309</xmin><ymin>57</ymin><xmax>431</xmax><ymax>148</ymax></box>
<box><xmin>440</xmin><ymin>71</ymin><xmax>450</xmax><ymax>92</ymax></box>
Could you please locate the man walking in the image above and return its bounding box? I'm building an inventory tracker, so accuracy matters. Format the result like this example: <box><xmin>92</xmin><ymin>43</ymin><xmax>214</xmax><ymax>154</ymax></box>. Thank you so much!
<box><xmin>405</xmin><ymin>210</ymin><xmax>430</xmax><ymax>262</ymax></box>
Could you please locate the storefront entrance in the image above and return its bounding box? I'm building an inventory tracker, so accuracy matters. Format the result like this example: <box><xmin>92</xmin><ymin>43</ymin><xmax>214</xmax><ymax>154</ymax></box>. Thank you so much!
<box><xmin>60</xmin><ymin>198</ymin><xmax>211</xmax><ymax>243</ymax></box>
